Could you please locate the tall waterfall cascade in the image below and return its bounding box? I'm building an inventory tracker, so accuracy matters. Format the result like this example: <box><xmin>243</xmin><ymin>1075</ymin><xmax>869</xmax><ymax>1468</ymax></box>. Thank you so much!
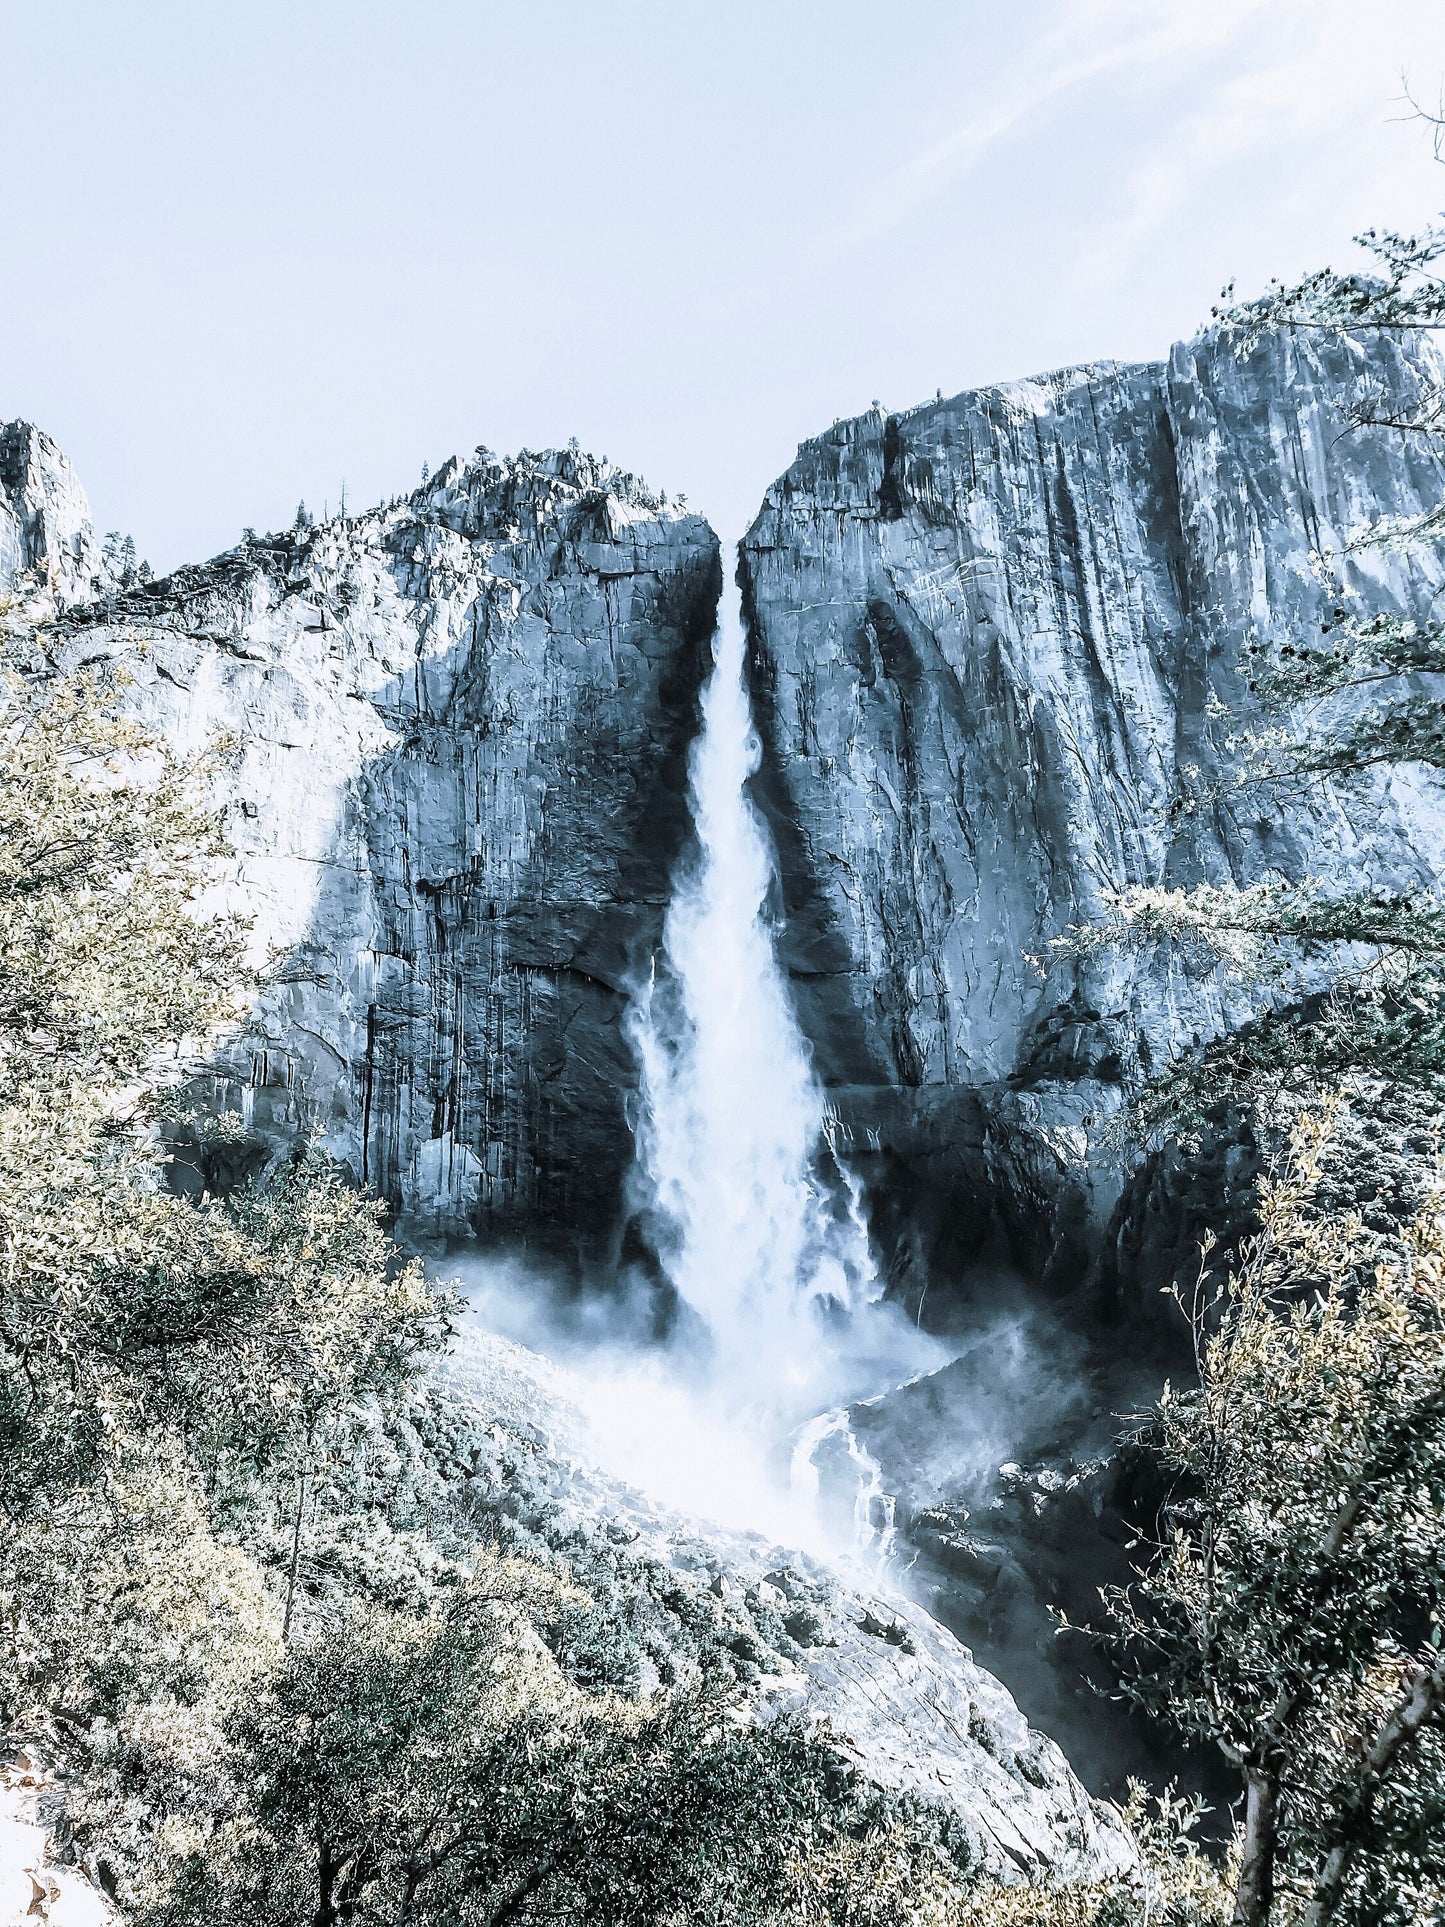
<box><xmin>627</xmin><ymin>567</ymin><xmax>939</xmax><ymax>1552</ymax></box>
<box><xmin>628</xmin><ymin>578</ymin><xmax>878</xmax><ymax>1386</ymax></box>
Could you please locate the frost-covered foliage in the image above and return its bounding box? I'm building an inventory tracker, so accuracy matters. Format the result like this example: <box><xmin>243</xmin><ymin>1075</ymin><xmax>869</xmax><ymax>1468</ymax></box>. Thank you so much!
<box><xmin>0</xmin><ymin>588</ymin><xmax>454</xmax><ymax>1901</ymax></box>
<box><xmin>1216</xmin><ymin>213</ymin><xmax>1445</xmax><ymax>545</ymax></box>
<box><xmin>1102</xmin><ymin>1104</ymin><xmax>1445</xmax><ymax>1926</ymax></box>
<box><xmin>1062</xmin><ymin>864</ymin><xmax>1445</xmax><ymax>1144</ymax></box>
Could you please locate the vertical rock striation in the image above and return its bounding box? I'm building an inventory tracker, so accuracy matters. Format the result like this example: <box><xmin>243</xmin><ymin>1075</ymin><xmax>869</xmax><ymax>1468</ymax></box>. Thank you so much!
<box><xmin>741</xmin><ymin>327</ymin><xmax>1445</xmax><ymax>1302</ymax></box>
<box><xmin>10</xmin><ymin>447</ymin><xmax>717</xmax><ymax>1250</ymax></box>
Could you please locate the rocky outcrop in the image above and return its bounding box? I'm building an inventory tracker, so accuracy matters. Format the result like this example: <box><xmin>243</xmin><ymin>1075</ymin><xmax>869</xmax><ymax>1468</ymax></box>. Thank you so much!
<box><xmin>741</xmin><ymin>325</ymin><xmax>1445</xmax><ymax>1305</ymax></box>
<box><xmin>803</xmin><ymin>1318</ymin><xmax>1203</xmax><ymax>1802</ymax></box>
<box><xmin>0</xmin><ymin>422</ymin><xmax>114</xmax><ymax>604</ymax></box>
<box><xmin>439</xmin><ymin>1319</ymin><xmax>1135</xmax><ymax>1883</ymax></box>
<box><xmin>14</xmin><ymin>446</ymin><xmax>717</xmax><ymax>1249</ymax></box>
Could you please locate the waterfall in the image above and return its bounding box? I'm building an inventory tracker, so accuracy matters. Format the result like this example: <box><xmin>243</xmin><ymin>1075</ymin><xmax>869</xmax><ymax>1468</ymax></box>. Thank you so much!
<box><xmin>627</xmin><ymin>568</ymin><xmax>928</xmax><ymax>1434</ymax></box>
<box><xmin>460</xmin><ymin>564</ymin><xmax>942</xmax><ymax>1561</ymax></box>
<box><xmin>790</xmin><ymin>1408</ymin><xmax>900</xmax><ymax>1575</ymax></box>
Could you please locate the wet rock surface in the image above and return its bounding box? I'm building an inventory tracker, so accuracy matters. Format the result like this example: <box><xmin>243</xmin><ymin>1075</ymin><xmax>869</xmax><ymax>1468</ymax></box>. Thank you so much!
<box><xmin>741</xmin><ymin>325</ymin><xmax>1445</xmax><ymax>1306</ymax></box>
<box><xmin>812</xmin><ymin>1319</ymin><xmax>1219</xmax><ymax>1804</ymax></box>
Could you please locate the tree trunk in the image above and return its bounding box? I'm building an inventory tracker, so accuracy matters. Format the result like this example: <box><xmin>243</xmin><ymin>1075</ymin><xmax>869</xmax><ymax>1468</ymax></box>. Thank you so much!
<box><xmin>1302</xmin><ymin>1651</ymin><xmax>1445</xmax><ymax>1927</ymax></box>
<box><xmin>397</xmin><ymin>1864</ymin><xmax>422</xmax><ymax>1924</ymax></box>
<box><xmin>314</xmin><ymin>1841</ymin><xmax>338</xmax><ymax>1927</ymax></box>
<box><xmin>487</xmin><ymin>1854</ymin><xmax>557</xmax><ymax>1927</ymax></box>
<box><xmin>335</xmin><ymin>1848</ymin><xmax>369</xmax><ymax>1923</ymax></box>
<box><xmin>1233</xmin><ymin>1767</ymin><xmax>1281</xmax><ymax>1927</ymax></box>
<box><xmin>283</xmin><ymin>1462</ymin><xmax>307</xmax><ymax>1642</ymax></box>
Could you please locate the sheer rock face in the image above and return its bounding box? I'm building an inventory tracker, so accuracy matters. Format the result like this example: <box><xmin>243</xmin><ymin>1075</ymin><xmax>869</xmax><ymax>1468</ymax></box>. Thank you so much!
<box><xmin>741</xmin><ymin>326</ymin><xmax>1445</xmax><ymax>1304</ymax></box>
<box><xmin>0</xmin><ymin>420</ymin><xmax>113</xmax><ymax>602</ymax></box>
<box><xmin>16</xmin><ymin>450</ymin><xmax>718</xmax><ymax>1248</ymax></box>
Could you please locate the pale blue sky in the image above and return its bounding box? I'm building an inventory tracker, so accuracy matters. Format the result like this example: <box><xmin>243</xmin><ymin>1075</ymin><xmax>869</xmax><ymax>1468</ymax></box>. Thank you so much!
<box><xmin>6</xmin><ymin>0</ymin><xmax>1445</xmax><ymax>569</ymax></box>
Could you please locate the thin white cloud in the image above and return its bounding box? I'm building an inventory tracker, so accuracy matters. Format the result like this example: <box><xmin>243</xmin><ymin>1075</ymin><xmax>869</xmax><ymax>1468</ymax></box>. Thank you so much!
<box><xmin>1065</xmin><ymin>0</ymin><xmax>1445</xmax><ymax>303</ymax></box>
<box><xmin>815</xmin><ymin>0</ymin><xmax>1278</xmax><ymax>256</ymax></box>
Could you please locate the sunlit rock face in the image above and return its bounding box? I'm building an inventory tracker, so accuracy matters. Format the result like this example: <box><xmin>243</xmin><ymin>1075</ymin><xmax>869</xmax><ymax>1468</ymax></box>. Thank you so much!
<box><xmin>741</xmin><ymin>326</ymin><xmax>1445</xmax><ymax>1306</ymax></box>
<box><xmin>15</xmin><ymin>448</ymin><xmax>718</xmax><ymax>1249</ymax></box>
<box><xmin>0</xmin><ymin>420</ymin><xmax>113</xmax><ymax>601</ymax></box>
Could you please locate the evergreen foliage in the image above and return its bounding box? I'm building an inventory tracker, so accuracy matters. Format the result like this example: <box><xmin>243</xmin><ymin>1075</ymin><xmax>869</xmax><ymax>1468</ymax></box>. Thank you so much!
<box><xmin>1101</xmin><ymin>1106</ymin><xmax>1445</xmax><ymax>1926</ymax></box>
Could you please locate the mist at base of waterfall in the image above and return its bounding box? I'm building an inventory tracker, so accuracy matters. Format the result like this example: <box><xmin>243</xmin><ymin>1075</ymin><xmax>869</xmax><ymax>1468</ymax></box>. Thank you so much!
<box><xmin>446</xmin><ymin>1246</ymin><xmax>943</xmax><ymax>1567</ymax></box>
<box><xmin>444</xmin><ymin>572</ymin><xmax>950</xmax><ymax>1565</ymax></box>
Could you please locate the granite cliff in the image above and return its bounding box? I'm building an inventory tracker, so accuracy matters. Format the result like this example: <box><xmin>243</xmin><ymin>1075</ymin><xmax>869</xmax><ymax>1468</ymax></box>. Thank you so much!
<box><xmin>0</xmin><ymin>421</ymin><xmax>114</xmax><ymax>602</ymax></box>
<box><xmin>8</xmin><ymin>322</ymin><xmax>1445</xmax><ymax>1298</ymax></box>
<box><xmin>740</xmin><ymin>324</ymin><xmax>1445</xmax><ymax>1307</ymax></box>
<box><xmin>1</xmin><ymin>429</ymin><xmax>718</xmax><ymax>1249</ymax></box>
<box><xmin>0</xmin><ymin>408</ymin><xmax>1134</xmax><ymax>1860</ymax></box>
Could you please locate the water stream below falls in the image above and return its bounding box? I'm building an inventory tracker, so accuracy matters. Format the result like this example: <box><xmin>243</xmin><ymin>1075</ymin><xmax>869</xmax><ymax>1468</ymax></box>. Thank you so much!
<box><xmin>625</xmin><ymin>566</ymin><xmax>943</xmax><ymax>1565</ymax></box>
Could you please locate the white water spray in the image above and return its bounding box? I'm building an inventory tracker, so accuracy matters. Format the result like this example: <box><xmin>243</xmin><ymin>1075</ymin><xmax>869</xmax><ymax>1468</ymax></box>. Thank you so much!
<box><xmin>790</xmin><ymin>1408</ymin><xmax>900</xmax><ymax>1575</ymax></box>
<box><xmin>628</xmin><ymin>577</ymin><xmax>883</xmax><ymax>1416</ymax></box>
<box><xmin>622</xmin><ymin>569</ymin><xmax>945</xmax><ymax>1572</ymax></box>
